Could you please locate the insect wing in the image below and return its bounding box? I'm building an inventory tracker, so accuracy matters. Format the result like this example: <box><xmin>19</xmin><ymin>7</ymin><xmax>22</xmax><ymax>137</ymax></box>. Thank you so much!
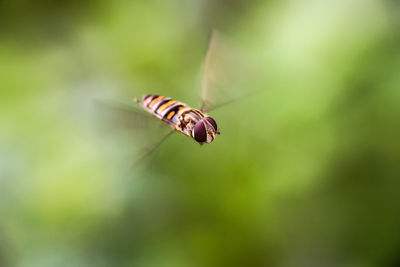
<box><xmin>94</xmin><ymin>100</ymin><xmax>164</xmax><ymax>132</ymax></box>
<box><xmin>93</xmin><ymin>99</ymin><xmax>174</xmax><ymax>151</ymax></box>
<box><xmin>200</xmin><ymin>30</ymin><xmax>257</xmax><ymax>112</ymax></box>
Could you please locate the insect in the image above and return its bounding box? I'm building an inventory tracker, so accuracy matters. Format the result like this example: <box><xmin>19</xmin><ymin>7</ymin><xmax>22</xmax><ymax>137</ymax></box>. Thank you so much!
<box><xmin>135</xmin><ymin>94</ymin><xmax>220</xmax><ymax>145</ymax></box>
<box><xmin>131</xmin><ymin>30</ymin><xmax>240</xmax><ymax>146</ymax></box>
<box><xmin>99</xmin><ymin>30</ymin><xmax>249</xmax><ymax>153</ymax></box>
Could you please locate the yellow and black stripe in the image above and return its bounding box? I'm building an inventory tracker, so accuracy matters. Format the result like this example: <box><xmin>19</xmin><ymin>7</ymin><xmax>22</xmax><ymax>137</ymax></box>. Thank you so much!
<box><xmin>142</xmin><ymin>94</ymin><xmax>188</xmax><ymax>124</ymax></box>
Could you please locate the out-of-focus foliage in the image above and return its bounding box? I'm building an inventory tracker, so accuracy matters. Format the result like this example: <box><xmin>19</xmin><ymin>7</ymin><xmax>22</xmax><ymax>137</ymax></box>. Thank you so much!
<box><xmin>1</xmin><ymin>0</ymin><xmax>400</xmax><ymax>266</ymax></box>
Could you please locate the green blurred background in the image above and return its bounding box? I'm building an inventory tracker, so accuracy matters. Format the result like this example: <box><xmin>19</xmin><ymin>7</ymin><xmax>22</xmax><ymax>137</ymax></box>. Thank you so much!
<box><xmin>1</xmin><ymin>0</ymin><xmax>400</xmax><ymax>266</ymax></box>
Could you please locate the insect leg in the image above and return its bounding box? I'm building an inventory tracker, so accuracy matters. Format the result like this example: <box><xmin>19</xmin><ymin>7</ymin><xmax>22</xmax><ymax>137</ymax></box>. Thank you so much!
<box><xmin>131</xmin><ymin>130</ymin><xmax>175</xmax><ymax>168</ymax></box>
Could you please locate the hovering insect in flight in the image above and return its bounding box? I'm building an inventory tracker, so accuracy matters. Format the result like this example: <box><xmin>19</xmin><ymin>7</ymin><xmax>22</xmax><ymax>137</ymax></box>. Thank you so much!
<box><xmin>96</xmin><ymin>29</ymin><xmax>253</xmax><ymax>164</ymax></box>
<box><xmin>132</xmin><ymin>30</ymin><xmax>239</xmax><ymax>146</ymax></box>
<box><xmin>120</xmin><ymin>29</ymin><xmax>250</xmax><ymax>150</ymax></box>
<box><xmin>135</xmin><ymin>94</ymin><xmax>220</xmax><ymax>145</ymax></box>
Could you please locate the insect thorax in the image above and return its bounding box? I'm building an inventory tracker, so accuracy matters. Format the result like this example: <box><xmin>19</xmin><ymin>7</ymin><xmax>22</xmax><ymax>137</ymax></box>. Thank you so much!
<box><xmin>176</xmin><ymin>108</ymin><xmax>205</xmax><ymax>137</ymax></box>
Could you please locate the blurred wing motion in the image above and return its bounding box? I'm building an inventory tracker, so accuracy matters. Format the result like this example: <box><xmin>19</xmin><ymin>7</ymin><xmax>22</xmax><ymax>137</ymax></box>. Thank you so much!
<box><xmin>94</xmin><ymin>99</ymin><xmax>169</xmax><ymax>135</ymax></box>
<box><xmin>201</xmin><ymin>30</ymin><xmax>257</xmax><ymax>112</ymax></box>
<box><xmin>93</xmin><ymin>99</ymin><xmax>174</xmax><ymax>163</ymax></box>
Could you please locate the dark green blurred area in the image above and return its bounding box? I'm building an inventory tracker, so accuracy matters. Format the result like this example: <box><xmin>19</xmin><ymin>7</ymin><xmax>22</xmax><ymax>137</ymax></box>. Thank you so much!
<box><xmin>1</xmin><ymin>0</ymin><xmax>400</xmax><ymax>266</ymax></box>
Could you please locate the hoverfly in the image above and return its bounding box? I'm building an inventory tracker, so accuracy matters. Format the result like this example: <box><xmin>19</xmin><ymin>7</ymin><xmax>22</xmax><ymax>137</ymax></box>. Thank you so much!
<box><xmin>98</xmin><ymin>30</ymin><xmax>249</xmax><ymax>155</ymax></box>
<box><xmin>132</xmin><ymin>30</ymin><xmax>237</xmax><ymax>146</ymax></box>
<box><xmin>134</xmin><ymin>94</ymin><xmax>220</xmax><ymax>145</ymax></box>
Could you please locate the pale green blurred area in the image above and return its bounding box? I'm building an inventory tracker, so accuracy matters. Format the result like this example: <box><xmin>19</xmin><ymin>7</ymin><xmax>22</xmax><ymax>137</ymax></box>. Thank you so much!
<box><xmin>1</xmin><ymin>0</ymin><xmax>400</xmax><ymax>266</ymax></box>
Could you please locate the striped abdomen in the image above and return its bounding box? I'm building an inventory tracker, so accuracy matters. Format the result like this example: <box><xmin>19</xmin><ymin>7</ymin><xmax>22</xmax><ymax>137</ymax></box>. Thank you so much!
<box><xmin>142</xmin><ymin>94</ymin><xmax>187</xmax><ymax>124</ymax></box>
<box><xmin>142</xmin><ymin>94</ymin><xmax>206</xmax><ymax>138</ymax></box>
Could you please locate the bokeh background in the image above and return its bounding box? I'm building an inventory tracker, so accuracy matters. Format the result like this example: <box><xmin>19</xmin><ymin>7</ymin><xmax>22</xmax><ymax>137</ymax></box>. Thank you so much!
<box><xmin>1</xmin><ymin>0</ymin><xmax>400</xmax><ymax>266</ymax></box>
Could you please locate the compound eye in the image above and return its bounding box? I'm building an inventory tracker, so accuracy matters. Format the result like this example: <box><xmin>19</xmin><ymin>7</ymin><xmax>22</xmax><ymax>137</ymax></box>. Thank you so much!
<box><xmin>204</xmin><ymin>117</ymin><xmax>217</xmax><ymax>131</ymax></box>
<box><xmin>193</xmin><ymin>121</ymin><xmax>207</xmax><ymax>143</ymax></box>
